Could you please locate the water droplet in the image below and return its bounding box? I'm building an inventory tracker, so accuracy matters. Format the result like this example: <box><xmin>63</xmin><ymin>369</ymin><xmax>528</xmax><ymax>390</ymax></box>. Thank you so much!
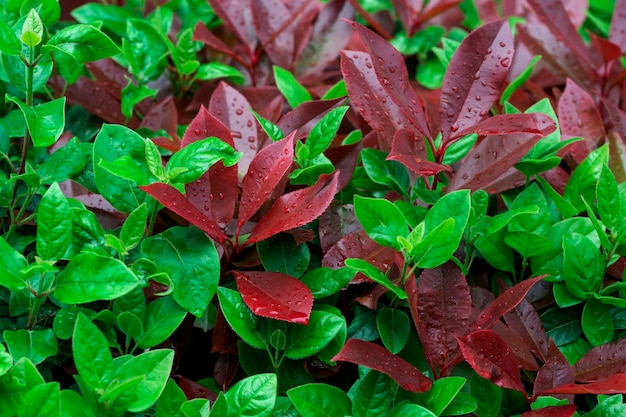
<box><xmin>451</xmin><ymin>124</ymin><xmax>459</xmax><ymax>132</ymax></box>
<box><xmin>500</xmin><ymin>57</ymin><xmax>510</xmax><ymax>67</ymax></box>
<box><xmin>232</xmin><ymin>131</ymin><xmax>242</xmax><ymax>138</ymax></box>
<box><xmin>235</xmin><ymin>109</ymin><xmax>243</xmax><ymax>115</ymax></box>
<box><xmin>194</xmin><ymin>128</ymin><xmax>202</xmax><ymax>135</ymax></box>
<box><xmin>499</xmin><ymin>41</ymin><xmax>506</xmax><ymax>47</ymax></box>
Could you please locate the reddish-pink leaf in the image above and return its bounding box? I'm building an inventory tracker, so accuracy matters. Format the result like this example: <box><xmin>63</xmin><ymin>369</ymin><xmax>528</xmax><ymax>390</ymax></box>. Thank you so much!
<box><xmin>520</xmin><ymin>405</ymin><xmax>577</xmax><ymax>417</ymax></box>
<box><xmin>476</xmin><ymin>276</ymin><xmax>546</xmax><ymax>331</ymax></box>
<box><xmin>209</xmin><ymin>82</ymin><xmax>257</xmax><ymax>176</ymax></box>
<box><xmin>419</xmin><ymin>0</ymin><xmax>463</xmax><ymax>28</ymax></box>
<box><xmin>234</xmin><ymin>271</ymin><xmax>313</xmax><ymax>324</ymax></box>
<box><xmin>417</xmin><ymin>262</ymin><xmax>472</xmax><ymax>374</ymax></box>
<box><xmin>455</xmin><ymin>113</ymin><xmax>554</xmax><ymax>139</ymax></box>
<box><xmin>503</xmin><ymin>298</ymin><xmax>549</xmax><ymax>362</ymax></box>
<box><xmin>318</xmin><ymin>202</ymin><xmax>360</xmax><ymax>253</ymax></box>
<box><xmin>610</xmin><ymin>0</ymin><xmax>626</xmax><ymax>53</ymax></box>
<box><xmin>439</xmin><ymin>19</ymin><xmax>513</xmax><ymax>142</ymax></box>
<box><xmin>278</xmin><ymin>97</ymin><xmax>345</xmax><ymax>140</ymax></box>
<box><xmin>140</xmin><ymin>96</ymin><xmax>179</xmax><ymax>146</ymax></box>
<box><xmin>247</xmin><ymin>172</ymin><xmax>339</xmax><ymax>244</ymax></box>
<box><xmin>533</xmin><ymin>340</ymin><xmax>575</xmax><ymax>401</ymax></box>
<box><xmin>493</xmin><ymin>321</ymin><xmax>540</xmax><ymax>372</ymax></box>
<box><xmin>140</xmin><ymin>183</ymin><xmax>227</xmax><ymax>243</ymax></box>
<box><xmin>405</xmin><ymin>271</ymin><xmax>419</xmax><ymax>333</ymax></box>
<box><xmin>590</xmin><ymin>34</ymin><xmax>623</xmax><ymax>65</ymax></box>
<box><xmin>193</xmin><ymin>23</ymin><xmax>248</xmax><ymax>67</ymax></box>
<box><xmin>457</xmin><ymin>329</ymin><xmax>525</xmax><ymax>393</ymax></box>
<box><xmin>574</xmin><ymin>338</ymin><xmax>626</xmax><ymax>382</ymax></box>
<box><xmin>387</xmin><ymin>129</ymin><xmax>451</xmax><ymax>176</ymax></box>
<box><xmin>539</xmin><ymin>373</ymin><xmax>626</xmax><ymax>396</ymax></box>
<box><xmin>250</xmin><ymin>0</ymin><xmax>295</xmax><ymax>68</ymax></box>
<box><xmin>238</xmin><ymin>132</ymin><xmax>296</xmax><ymax>227</ymax></box>
<box><xmin>207</xmin><ymin>0</ymin><xmax>257</xmax><ymax>50</ymax></box>
<box><xmin>389</xmin><ymin>0</ymin><xmax>421</xmax><ymax>37</ymax></box>
<box><xmin>331</xmin><ymin>339</ymin><xmax>432</xmax><ymax>392</ymax></box>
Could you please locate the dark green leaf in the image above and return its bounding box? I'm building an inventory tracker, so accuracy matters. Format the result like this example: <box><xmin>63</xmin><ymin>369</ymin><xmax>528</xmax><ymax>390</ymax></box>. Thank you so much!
<box><xmin>541</xmin><ymin>308</ymin><xmax>582</xmax><ymax>346</ymax></box>
<box><xmin>351</xmin><ymin>371</ymin><xmax>392</xmax><ymax>417</ymax></box>
<box><xmin>564</xmin><ymin>145</ymin><xmax>609</xmax><ymax>213</ymax></box>
<box><xmin>0</xmin><ymin>19</ymin><xmax>21</xmax><ymax>55</ymax></box>
<box><xmin>376</xmin><ymin>308</ymin><xmax>410</xmax><ymax>354</ymax></box>
<box><xmin>257</xmin><ymin>234</ymin><xmax>310</xmax><ymax>278</ymax></box>
<box><xmin>563</xmin><ymin>233</ymin><xmax>605</xmax><ymax>299</ymax></box>
<box><xmin>582</xmin><ymin>298</ymin><xmax>614</xmax><ymax>346</ymax></box>
<box><xmin>300</xmin><ymin>267</ymin><xmax>355</xmax><ymax>299</ymax></box>
<box><xmin>360</xmin><ymin>149</ymin><xmax>410</xmax><ymax>197</ymax></box>
<box><xmin>470</xmin><ymin>373</ymin><xmax>502</xmax><ymax>417</ymax></box>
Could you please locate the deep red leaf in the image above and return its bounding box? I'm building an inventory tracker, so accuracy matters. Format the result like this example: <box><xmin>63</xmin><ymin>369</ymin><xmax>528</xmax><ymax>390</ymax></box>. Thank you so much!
<box><xmin>417</xmin><ymin>262</ymin><xmax>472</xmax><ymax>375</ymax></box>
<box><xmin>389</xmin><ymin>0</ymin><xmax>421</xmax><ymax>37</ymax></box>
<box><xmin>140</xmin><ymin>183</ymin><xmax>227</xmax><ymax>243</ymax></box>
<box><xmin>520</xmin><ymin>405</ymin><xmax>577</xmax><ymax>417</ymax></box>
<box><xmin>457</xmin><ymin>329</ymin><xmax>525</xmax><ymax>393</ymax></box>
<box><xmin>609</xmin><ymin>0</ymin><xmax>626</xmax><ymax>53</ymax></box>
<box><xmin>247</xmin><ymin>172</ymin><xmax>339</xmax><ymax>244</ymax></box>
<box><xmin>418</xmin><ymin>0</ymin><xmax>463</xmax><ymax>29</ymax></box>
<box><xmin>493</xmin><ymin>321</ymin><xmax>540</xmax><ymax>372</ymax></box>
<box><xmin>250</xmin><ymin>0</ymin><xmax>296</xmax><ymax>68</ymax></box>
<box><xmin>193</xmin><ymin>23</ymin><xmax>248</xmax><ymax>67</ymax></box>
<box><xmin>331</xmin><ymin>339</ymin><xmax>432</xmax><ymax>392</ymax></box>
<box><xmin>176</xmin><ymin>375</ymin><xmax>218</xmax><ymax>401</ymax></box>
<box><xmin>211</xmin><ymin>308</ymin><xmax>239</xmax><ymax>354</ymax></box>
<box><xmin>140</xmin><ymin>96</ymin><xmax>179</xmax><ymax>152</ymax></box>
<box><xmin>590</xmin><ymin>34</ymin><xmax>623</xmax><ymax>65</ymax></box>
<box><xmin>476</xmin><ymin>276</ymin><xmax>546</xmax><ymax>331</ymax></box>
<box><xmin>318</xmin><ymin>202</ymin><xmax>360</xmax><ymax>253</ymax></box>
<box><xmin>539</xmin><ymin>373</ymin><xmax>626</xmax><ymax>396</ymax></box>
<box><xmin>455</xmin><ymin>113</ymin><xmax>554</xmax><ymax>139</ymax></box>
<box><xmin>327</xmin><ymin>140</ymin><xmax>364</xmax><ymax>192</ymax></box>
<box><xmin>439</xmin><ymin>19</ymin><xmax>513</xmax><ymax>143</ymax></box>
<box><xmin>238</xmin><ymin>132</ymin><xmax>296</xmax><ymax>227</ymax></box>
<box><xmin>387</xmin><ymin>129</ymin><xmax>451</xmax><ymax>176</ymax></box>
<box><xmin>574</xmin><ymin>338</ymin><xmax>626</xmax><ymax>382</ymax></box>
<box><xmin>503</xmin><ymin>297</ymin><xmax>549</xmax><ymax>362</ymax></box>
<box><xmin>207</xmin><ymin>0</ymin><xmax>257</xmax><ymax>50</ymax></box>
<box><xmin>214</xmin><ymin>353</ymin><xmax>239</xmax><ymax>391</ymax></box>
<box><xmin>209</xmin><ymin>82</ymin><xmax>258</xmax><ymax>176</ymax></box>
<box><xmin>557</xmin><ymin>79</ymin><xmax>605</xmax><ymax>163</ymax></box>
<box><xmin>277</xmin><ymin>97</ymin><xmax>345</xmax><ymax>140</ymax></box>
<box><xmin>533</xmin><ymin>340</ymin><xmax>575</xmax><ymax>401</ymax></box>
<box><xmin>234</xmin><ymin>271</ymin><xmax>313</xmax><ymax>324</ymax></box>
<box><xmin>405</xmin><ymin>270</ymin><xmax>419</xmax><ymax>333</ymax></box>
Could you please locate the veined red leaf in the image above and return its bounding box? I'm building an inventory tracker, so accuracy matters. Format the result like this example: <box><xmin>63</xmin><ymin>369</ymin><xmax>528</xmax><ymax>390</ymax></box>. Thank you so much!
<box><xmin>140</xmin><ymin>183</ymin><xmax>227</xmax><ymax>243</ymax></box>
<box><xmin>520</xmin><ymin>405</ymin><xmax>577</xmax><ymax>417</ymax></box>
<box><xmin>419</xmin><ymin>0</ymin><xmax>463</xmax><ymax>28</ymax></box>
<box><xmin>439</xmin><ymin>19</ymin><xmax>513</xmax><ymax>143</ymax></box>
<box><xmin>590</xmin><ymin>34</ymin><xmax>622</xmax><ymax>65</ymax></box>
<box><xmin>331</xmin><ymin>339</ymin><xmax>432</xmax><ymax>392</ymax></box>
<box><xmin>455</xmin><ymin>113</ymin><xmax>554</xmax><ymax>139</ymax></box>
<box><xmin>457</xmin><ymin>329</ymin><xmax>525</xmax><ymax>393</ymax></box>
<box><xmin>405</xmin><ymin>270</ymin><xmax>419</xmax><ymax>331</ymax></box>
<box><xmin>389</xmin><ymin>0</ymin><xmax>421</xmax><ymax>37</ymax></box>
<box><xmin>238</xmin><ymin>132</ymin><xmax>296</xmax><ymax>227</ymax></box>
<box><xmin>277</xmin><ymin>97</ymin><xmax>345</xmax><ymax>140</ymax></box>
<box><xmin>503</xmin><ymin>298</ymin><xmax>549</xmax><ymax>362</ymax></box>
<box><xmin>247</xmin><ymin>172</ymin><xmax>339</xmax><ymax>244</ymax></box>
<box><xmin>387</xmin><ymin>129</ymin><xmax>451</xmax><ymax>176</ymax></box>
<box><xmin>493</xmin><ymin>321</ymin><xmax>540</xmax><ymax>371</ymax></box>
<box><xmin>234</xmin><ymin>271</ymin><xmax>313</xmax><ymax>324</ymax></box>
<box><xmin>539</xmin><ymin>373</ymin><xmax>626</xmax><ymax>397</ymax></box>
<box><xmin>193</xmin><ymin>23</ymin><xmax>248</xmax><ymax>67</ymax></box>
<box><xmin>532</xmin><ymin>341</ymin><xmax>575</xmax><ymax>401</ymax></box>
<box><xmin>417</xmin><ymin>262</ymin><xmax>472</xmax><ymax>375</ymax></box>
<box><xmin>207</xmin><ymin>0</ymin><xmax>257</xmax><ymax>50</ymax></box>
<box><xmin>177</xmin><ymin>376</ymin><xmax>218</xmax><ymax>401</ymax></box>
<box><xmin>610</xmin><ymin>0</ymin><xmax>626</xmax><ymax>53</ymax></box>
<box><xmin>250</xmin><ymin>0</ymin><xmax>294</xmax><ymax>68</ymax></box>
<box><xmin>476</xmin><ymin>276</ymin><xmax>546</xmax><ymax>331</ymax></box>
<box><xmin>182</xmin><ymin>106</ymin><xmax>238</xmax><ymax>229</ymax></box>
<box><xmin>573</xmin><ymin>338</ymin><xmax>626</xmax><ymax>382</ymax></box>
<box><xmin>209</xmin><ymin>82</ymin><xmax>257</xmax><ymax>176</ymax></box>
<box><xmin>318</xmin><ymin>202</ymin><xmax>360</xmax><ymax>253</ymax></box>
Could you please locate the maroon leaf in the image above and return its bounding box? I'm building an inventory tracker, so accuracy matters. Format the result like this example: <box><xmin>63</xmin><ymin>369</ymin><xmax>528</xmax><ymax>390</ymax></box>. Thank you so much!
<box><xmin>439</xmin><ymin>19</ymin><xmax>513</xmax><ymax>143</ymax></box>
<box><xmin>493</xmin><ymin>321</ymin><xmax>539</xmax><ymax>371</ymax></box>
<box><xmin>250</xmin><ymin>0</ymin><xmax>296</xmax><ymax>68</ymax></box>
<box><xmin>389</xmin><ymin>0</ymin><xmax>421</xmax><ymax>37</ymax></box>
<box><xmin>610</xmin><ymin>0</ymin><xmax>626</xmax><ymax>53</ymax></box>
<box><xmin>574</xmin><ymin>338</ymin><xmax>626</xmax><ymax>382</ymax></box>
<box><xmin>503</xmin><ymin>297</ymin><xmax>549</xmax><ymax>362</ymax></box>
<box><xmin>193</xmin><ymin>23</ymin><xmax>248</xmax><ymax>68</ymax></box>
<box><xmin>405</xmin><ymin>271</ymin><xmax>419</xmax><ymax>334</ymax></box>
<box><xmin>207</xmin><ymin>0</ymin><xmax>257</xmax><ymax>51</ymax></box>
<box><xmin>247</xmin><ymin>172</ymin><xmax>339</xmax><ymax>244</ymax></box>
<box><xmin>140</xmin><ymin>96</ymin><xmax>179</xmax><ymax>149</ymax></box>
<box><xmin>539</xmin><ymin>373</ymin><xmax>626</xmax><ymax>396</ymax></box>
<box><xmin>238</xmin><ymin>132</ymin><xmax>296</xmax><ymax>227</ymax></box>
<box><xmin>457</xmin><ymin>329</ymin><xmax>525</xmax><ymax>393</ymax></box>
<box><xmin>214</xmin><ymin>353</ymin><xmax>239</xmax><ymax>391</ymax></box>
<box><xmin>455</xmin><ymin>113</ymin><xmax>554</xmax><ymax>139</ymax></box>
<box><xmin>590</xmin><ymin>34</ymin><xmax>623</xmax><ymax>65</ymax></box>
<box><xmin>318</xmin><ymin>202</ymin><xmax>360</xmax><ymax>253</ymax></box>
<box><xmin>234</xmin><ymin>271</ymin><xmax>313</xmax><ymax>324</ymax></box>
<box><xmin>417</xmin><ymin>262</ymin><xmax>472</xmax><ymax>375</ymax></box>
<box><xmin>176</xmin><ymin>376</ymin><xmax>218</xmax><ymax>401</ymax></box>
<box><xmin>476</xmin><ymin>276</ymin><xmax>546</xmax><ymax>331</ymax></box>
<box><xmin>419</xmin><ymin>0</ymin><xmax>463</xmax><ymax>25</ymax></box>
<box><xmin>520</xmin><ymin>405</ymin><xmax>577</xmax><ymax>417</ymax></box>
<box><xmin>140</xmin><ymin>183</ymin><xmax>227</xmax><ymax>243</ymax></box>
<box><xmin>387</xmin><ymin>129</ymin><xmax>451</xmax><ymax>176</ymax></box>
<box><xmin>331</xmin><ymin>339</ymin><xmax>432</xmax><ymax>392</ymax></box>
<box><xmin>533</xmin><ymin>340</ymin><xmax>575</xmax><ymax>401</ymax></box>
<box><xmin>277</xmin><ymin>97</ymin><xmax>345</xmax><ymax>140</ymax></box>
<box><xmin>209</xmin><ymin>82</ymin><xmax>258</xmax><ymax>176</ymax></box>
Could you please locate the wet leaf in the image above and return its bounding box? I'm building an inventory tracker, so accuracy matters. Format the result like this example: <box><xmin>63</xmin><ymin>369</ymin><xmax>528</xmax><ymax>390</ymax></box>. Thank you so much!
<box><xmin>574</xmin><ymin>338</ymin><xmax>626</xmax><ymax>382</ymax></box>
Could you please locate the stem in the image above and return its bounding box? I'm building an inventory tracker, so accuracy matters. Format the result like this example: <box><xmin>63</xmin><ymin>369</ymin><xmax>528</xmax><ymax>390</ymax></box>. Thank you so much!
<box><xmin>19</xmin><ymin>45</ymin><xmax>36</xmax><ymax>176</ymax></box>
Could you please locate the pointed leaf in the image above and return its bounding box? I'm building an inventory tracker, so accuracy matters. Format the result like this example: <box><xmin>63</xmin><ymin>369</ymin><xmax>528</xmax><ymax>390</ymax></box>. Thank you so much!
<box><xmin>72</xmin><ymin>314</ymin><xmax>113</xmax><ymax>392</ymax></box>
<box><xmin>207</xmin><ymin>0</ymin><xmax>257</xmax><ymax>50</ymax></box>
<box><xmin>609</xmin><ymin>0</ymin><xmax>626</xmax><ymax>52</ymax></box>
<box><xmin>533</xmin><ymin>341</ymin><xmax>575</xmax><ymax>400</ymax></box>
<box><xmin>331</xmin><ymin>339</ymin><xmax>432</xmax><ymax>392</ymax></box>
<box><xmin>234</xmin><ymin>271</ymin><xmax>313</xmax><ymax>324</ymax></box>
<box><xmin>247</xmin><ymin>172</ymin><xmax>339</xmax><ymax>244</ymax></box>
<box><xmin>457</xmin><ymin>329</ymin><xmax>525</xmax><ymax>393</ymax></box>
<box><xmin>44</xmin><ymin>24</ymin><xmax>120</xmax><ymax>63</ymax></box>
<box><xmin>503</xmin><ymin>298</ymin><xmax>549</xmax><ymax>362</ymax></box>
<box><xmin>574</xmin><ymin>338</ymin><xmax>626</xmax><ymax>382</ymax></box>
<box><xmin>439</xmin><ymin>19</ymin><xmax>513</xmax><ymax>142</ymax></box>
<box><xmin>538</xmin><ymin>373</ymin><xmax>626</xmax><ymax>396</ymax></box>
<box><xmin>387</xmin><ymin>129</ymin><xmax>451</xmax><ymax>176</ymax></box>
<box><xmin>250</xmin><ymin>0</ymin><xmax>295</xmax><ymax>68</ymax></box>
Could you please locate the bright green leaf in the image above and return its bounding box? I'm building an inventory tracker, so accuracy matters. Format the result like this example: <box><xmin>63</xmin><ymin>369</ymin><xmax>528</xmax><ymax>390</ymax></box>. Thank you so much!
<box><xmin>273</xmin><ymin>66</ymin><xmax>312</xmax><ymax>109</ymax></box>
<box><xmin>43</xmin><ymin>24</ymin><xmax>120</xmax><ymax>63</ymax></box>
<box><xmin>37</xmin><ymin>182</ymin><xmax>72</xmax><ymax>261</ymax></box>
<box><xmin>287</xmin><ymin>383</ymin><xmax>351</xmax><ymax>417</ymax></box>
<box><xmin>3</xmin><ymin>329</ymin><xmax>58</xmax><ymax>366</ymax></box>
<box><xmin>225</xmin><ymin>373</ymin><xmax>277</xmax><ymax>417</ymax></box>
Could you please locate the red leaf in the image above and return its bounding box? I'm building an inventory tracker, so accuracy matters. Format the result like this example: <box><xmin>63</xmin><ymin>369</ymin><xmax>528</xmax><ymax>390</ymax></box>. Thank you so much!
<box><xmin>521</xmin><ymin>405</ymin><xmax>577</xmax><ymax>417</ymax></box>
<box><xmin>389</xmin><ymin>0</ymin><xmax>421</xmax><ymax>37</ymax></box>
<box><xmin>417</xmin><ymin>262</ymin><xmax>472</xmax><ymax>375</ymax></box>
<box><xmin>247</xmin><ymin>172</ymin><xmax>339</xmax><ymax>244</ymax></box>
<box><xmin>503</xmin><ymin>298</ymin><xmax>549</xmax><ymax>362</ymax></box>
<box><xmin>250</xmin><ymin>0</ymin><xmax>296</xmax><ymax>68</ymax></box>
<box><xmin>493</xmin><ymin>321</ymin><xmax>540</xmax><ymax>372</ymax></box>
<box><xmin>574</xmin><ymin>338</ymin><xmax>626</xmax><ymax>382</ymax></box>
<box><xmin>207</xmin><ymin>0</ymin><xmax>257</xmax><ymax>50</ymax></box>
<box><xmin>476</xmin><ymin>276</ymin><xmax>546</xmax><ymax>331</ymax></box>
<box><xmin>209</xmin><ymin>82</ymin><xmax>258</xmax><ymax>176</ymax></box>
<box><xmin>318</xmin><ymin>202</ymin><xmax>360</xmax><ymax>253</ymax></box>
<box><xmin>140</xmin><ymin>183</ymin><xmax>227</xmax><ymax>243</ymax></box>
<box><xmin>193</xmin><ymin>22</ymin><xmax>247</xmax><ymax>66</ymax></box>
<box><xmin>457</xmin><ymin>329</ymin><xmax>525</xmax><ymax>393</ymax></box>
<box><xmin>609</xmin><ymin>0</ymin><xmax>626</xmax><ymax>53</ymax></box>
<box><xmin>277</xmin><ymin>98</ymin><xmax>345</xmax><ymax>140</ymax></box>
<box><xmin>214</xmin><ymin>353</ymin><xmax>239</xmax><ymax>391</ymax></box>
<box><xmin>455</xmin><ymin>113</ymin><xmax>555</xmax><ymax>139</ymax></box>
<box><xmin>331</xmin><ymin>339</ymin><xmax>432</xmax><ymax>392</ymax></box>
<box><xmin>234</xmin><ymin>271</ymin><xmax>313</xmax><ymax>324</ymax></box>
<box><xmin>439</xmin><ymin>19</ymin><xmax>513</xmax><ymax>142</ymax></box>
<box><xmin>238</xmin><ymin>132</ymin><xmax>296</xmax><ymax>227</ymax></box>
<box><xmin>539</xmin><ymin>374</ymin><xmax>626</xmax><ymax>396</ymax></box>
<box><xmin>387</xmin><ymin>129</ymin><xmax>451</xmax><ymax>176</ymax></box>
<box><xmin>176</xmin><ymin>376</ymin><xmax>218</xmax><ymax>401</ymax></box>
<box><xmin>533</xmin><ymin>341</ymin><xmax>575</xmax><ymax>401</ymax></box>
<box><xmin>139</xmin><ymin>96</ymin><xmax>180</xmax><ymax>152</ymax></box>
<box><xmin>590</xmin><ymin>34</ymin><xmax>623</xmax><ymax>65</ymax></box>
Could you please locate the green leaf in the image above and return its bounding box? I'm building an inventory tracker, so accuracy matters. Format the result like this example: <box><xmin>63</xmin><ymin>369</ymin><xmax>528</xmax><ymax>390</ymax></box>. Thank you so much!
<box><xmin>156</xmin><ymin>379</ymin><xmax>186</xmax><ymax>417</ymax></box>
<box><xmin>354</xmin><ymin>195</ymin><xmax>407</xmax><ymax>250</ymax></box>
<box><xmin>474</xmin><ymin>232</ymin><xmax>515</xmax><ymax>272</ymax></box>
<box><xmin>257</xmin><ymin>234</ymin><xmax>310</xmax><ymax>278</ymax></box>
<box><xmin>43</xmin><ymin>24</ymin><xmax>120</xmax><ymax>63</ymax></box>
<box><xmin>376</xmin><ymin>307</ymin><xmax>410</xmax><ymax>354</ymax></box>
<box><xmin>285</xmin><ymin>310</ymin><xmax>345</xmax><ymax>359</ymax></box>
<box><xmin>504</xmin><ymin>232</ymin><xmax>553</xmax><ymax>258</ymax></box>
<box><xmin>195</xmin><ymin>62</ymin><xmax>245</xmax><ymax>84</ymax></box>
<box><xmin>121</xmin><ymin>80</ymin><xmax>157</xmax><ymax>119</ymax></box>
<box><xmin>582</xmin><ymin>298</ymin><xmax>614</xmax><ymax>346</ymax></box>
<box><xmin>21</xmin><ymin>9</ymin><xmax>44</xmax><ymax>47</ymax></box>
<box><xmin>116</xmin><ymin>311</ymin><xmax>143</xmax><ymax>338</ymax></box>
<box><xmin>345</xmin><ymin>258</ymin><xmax>407</xmax><ymax>299</ymax></box>
<box><xmin>360</xmin><ymin>149</ymin><xmax>411</xmax><ymax>198</ymax></box>
<box><xmin>142</xmin><ymin>227</ymin><xmax>220</xmax><ymax>317</ymax></box>
<box><xmin>6</xmin><ymin>95</ymin><xmax>66</xmax><ymax>148</ymax></box>
<box><xmin>306</xmin><ymin>106</ymin><xmax>349</xmax><ymax>159</ymax></box>
<box><xmin>287</xmin><ymin>383</ymin><xmax>351</xmax><ymax>417</ymax></box>
<box><xmin>3</xmin><ymin>329</ymin><xmax>58</xmax><ymax>366</ymax></box>
<box><xmin>17</xmin><ymin>382</ymin><xmax>60</xmax><ymax>417</ymax></box>
<box><xmin>166</xmin><ymin>137</ymin><xmax>241</xmax><ymax>184</ymax></box>
<box><xmin>0</xmin><ymin>358</ymin><xmax>45</xmax><ymax>414</ymax></box>
<box><xmin>564</xmin><ymin>145</ymin><xmax>609</xmax><ymax>213</ymax></box>
<box><xmin>300</xmin><ymin>267</ymin><xmax>355</xmax><ymax>299</ymax></box>
<box><xmin>0</xmin><ymin>19</ymin><xmax>21</xmax><ymax>55</ymax></box>
<box><xmin>111</xmin><ymin>349</ymin><xmax>174</xmax><ymax>412</ymax></box>
<box><xmin>387</xmin><ymin>403</ymin><xmax>436</xmax><ymax>417</ymax></box>
<box><xmin>72</xmin><ymin>314</ymin><xmax>113</xmax><ymax>392</ymax></box>
<box><xmin>415</xmin><ymin>376</ymin><xmax>466</xmax><ymax>416</ymax></box>
<box><xmin>59</xmin><ymin>389</ymin><xmax>93</xmax><ymax>417</ymax></box>
<box><xmin>563</xmin><ymin>233</ymin><xmax>605</xmax><ymax>299</ymax></box>
<box><xmin>181</xmin><ymin>398</ymin><xmax>211</xmax><ymax>417</ymax></box>
<box><xmin>71</xmin><ymin>3</ymin><xmax>137</xmax><ymax>34</ymax></box>
<box><xmin>321</xmin><ymin>80</ymin><xmax>347</xmax><ymax>100</ymax></box>
<box><xmin>0</xmin><ymin>236</ymin><xmax>28</xmax><ymax>292</ymax></box>
<box><xmin>273</xmin><ymin>66</ymin><xmax>312</xmax><ymax>109</ymax></box>
<box><xmin>250</xmin><ymin>109</ymin><xmax>284</xmax><ymax>142</ymax></box>
<box><xmin>442</xmin><ymin>133</ymin><xmax>477</xmax><ymax>165</ymax></box>
<box><xmin>38</xmin><ymin>137</ymin><xmax>88</xmax><ymax>184</ymax></box>
<box><xmin>55</xmin><ymin>253</ymin><xmax>139</xmax><ymax>303</ymax></box>
<box><xmin>225</xmin><ymin>373</ymin><xmax>277</xmax><ymax>417</ymax></box>
<box><xmin>541</xmin><ymin>308</ymin><xmax>582</xmax><ymax>346</ymax></box>
<box><xmin>351</xmin><ymin>371</ymin><xmax>391</xmax><ymax>417</ymax></box>
<box><xmin>597</xmin><ymin>165</ymin><xmax>624</xmax><ymax>233</ymax></box>
<box><xmin>501</xmin><ymin>56</ymin><xmax>541</xmax><ymax>104</ymax></box>
<box><xmin>120</xmin><ymin>203</ymin><xmax>147</xmax><ymax>251</ymax></box>
<box><xmin>36</xmin><ymin>183</ymin><xmax>72</xmax><ymax>261</ymax></box>
<box><xmin>123</xmin><ymin>19</ymin><xmax>168</xmax><ymax>82</ymax></box>
<box><xmin>217</xmin><ymin>287</ymin><xmax>265</xmax><ymax>349</ymax></box>
<box><xmin>411</xmin><ymin>218</ymin><xmax>456</xmax><ymax>268</ymax></box>
<box><xmin>507</xmin><ymin>183</ymin><xmax>551</xmax><ymax>235</ymax></box>
<box><xmin>470</xmin><ymin>374</ymin><xmax>502</xmax><ymax>417</ymax></box>
<box><xmin>136</xmin><ymin>296</ymin><xmax>187</xmax><ymax>349</ymax></box>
